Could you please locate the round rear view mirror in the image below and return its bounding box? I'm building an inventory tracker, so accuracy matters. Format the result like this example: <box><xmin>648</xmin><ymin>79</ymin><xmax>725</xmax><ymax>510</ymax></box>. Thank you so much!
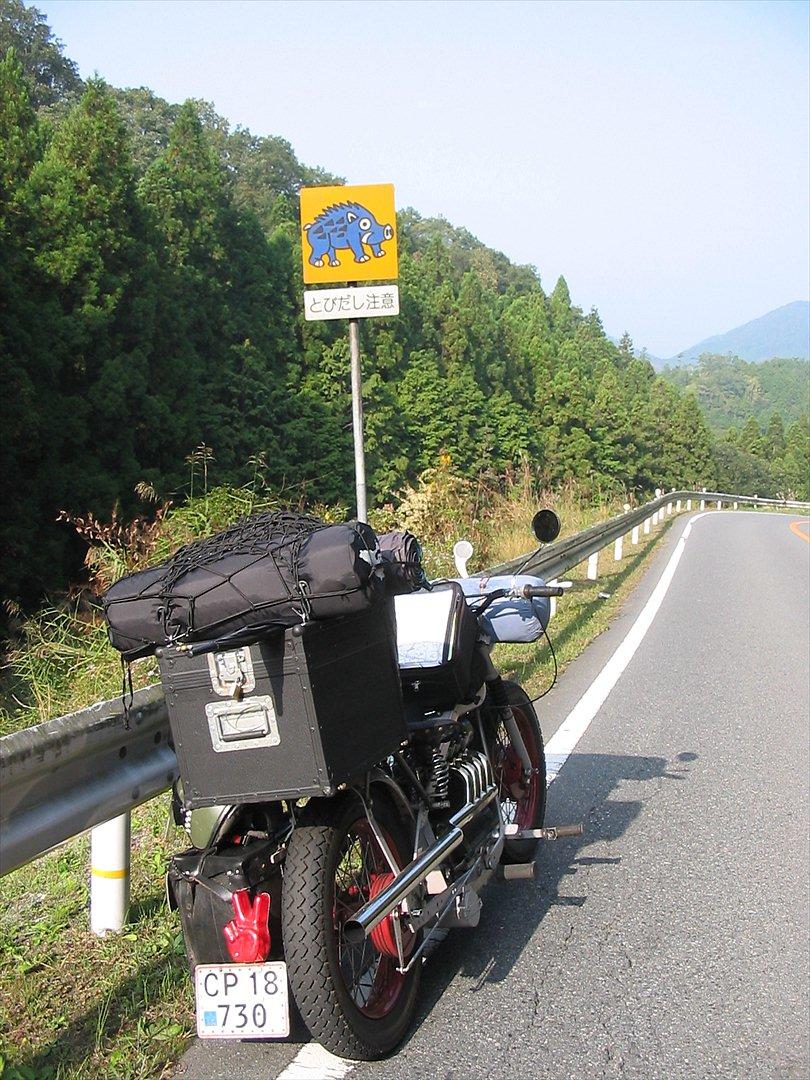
<box><xmin>532</xmin><ymin>509</ymin><xmax>560</xmax><ymax>544</ymax></box>
<box><xmin>453</xmin><ymin>540</ymin><xmax>474</xmax><ymax>561</ymax></box>
<box><xmin>453</xmin><ymin>539</ymin><xmax>474</xmax><ymax>577</ymax></box>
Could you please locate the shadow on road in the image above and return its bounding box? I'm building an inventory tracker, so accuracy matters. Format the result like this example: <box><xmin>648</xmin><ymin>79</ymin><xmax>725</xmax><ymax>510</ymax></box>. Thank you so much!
<box><xmin>396</xmin><ymin>749</ymin><xmax>696</xmax><ymax>1047</ymax></box>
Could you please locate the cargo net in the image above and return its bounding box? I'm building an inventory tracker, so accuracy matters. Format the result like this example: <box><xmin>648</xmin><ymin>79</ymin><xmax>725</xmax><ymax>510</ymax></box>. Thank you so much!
<box><xmin>157</xmin><ymin>510</ymin><xmax>329</xmax><ymax>635</ymax></box>
<box><xmin>163</xmin><ymin>510</ymin><xmax>325</xmax><ymax>595</ymax></box>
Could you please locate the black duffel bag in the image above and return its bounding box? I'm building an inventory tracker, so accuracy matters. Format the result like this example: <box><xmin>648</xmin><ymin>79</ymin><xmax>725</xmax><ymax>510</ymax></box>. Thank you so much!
<box><xmin>377</xmin><ymin>531</ymin><xmax>427</xmax><ymax>594</ymax></box>
<box><xmin>103</xmin><ymin>511</ymin><xmax>386</xmax><ymax>659</ymax></box>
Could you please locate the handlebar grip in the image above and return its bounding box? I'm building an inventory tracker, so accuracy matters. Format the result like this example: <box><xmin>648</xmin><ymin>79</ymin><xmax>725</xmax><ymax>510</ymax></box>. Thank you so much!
<box><xmin>522</xmin><ymin>584</ymin><xmax>565</xmax><ymax>598</ymax></box>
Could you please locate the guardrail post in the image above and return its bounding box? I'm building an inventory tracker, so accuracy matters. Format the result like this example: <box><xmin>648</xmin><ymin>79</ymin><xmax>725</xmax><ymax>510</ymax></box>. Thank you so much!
<box><xmin>631</xmin><ymin>524</ymin><xmax>639</xmax><ymax>545</ymax></box>
<box><xmin>687</xmin><ymin>498</ymin><xmax>692</xmax><ymax>510</ymax></box>
<box><xmin>733</xmin><ymin>501</ymin><xmax>738</xmax><ymax>510</ymax></box>
<box><xmin>667</xmin><ymin>502</ymin><xmax>672</xmax><ymax>515</ymax></box>
<box><xmin>644</xmin><ymin>516</ymin><xmax>651</xmax><ymax>535</ymax></box>
<box><xmin>613</xmin><ymin>536</ymin><xmax>623</xmax><ymax>561</ymax></box>
<box><xmin>548</xmin><ymin>579</ymin><xmax>558</xmax><ymax>619</ymax></box>
<box><xmin>717</xmin><ymin>499</ymin><xmax>722</xmax><ymax>510</ymax></box>
<box><xmin>699</xmin><ymin>497</ymin><xmax>705</xmax><ymax>511</ymax></box>
<box><xmin>587</xmin><ymin>551</ymin><xmax>599</xmax><ymax>580</ymax></box>
<box><xmin>676</xmin><ymin>499</ymin><xmax>681</xmax><ymax>512</ymax></box>
<box><xmin>90</xmin><ymin>812</ymin><xmax>131</xmax><ymax>935</ymax></box>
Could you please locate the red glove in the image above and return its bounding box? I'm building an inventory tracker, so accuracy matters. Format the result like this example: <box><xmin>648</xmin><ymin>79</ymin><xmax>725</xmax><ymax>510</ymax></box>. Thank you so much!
<box><xmin>222</xmin><ymin>889</ymin><xmax>271</xmax><ymax>963</ymax></box>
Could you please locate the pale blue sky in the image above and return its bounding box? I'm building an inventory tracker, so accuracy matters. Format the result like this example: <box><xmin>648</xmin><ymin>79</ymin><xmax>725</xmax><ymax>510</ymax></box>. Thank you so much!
<box><xmin>38</xmin><ymin>0</ymin><xmax>810</xmax><ymax>357</ymax></box>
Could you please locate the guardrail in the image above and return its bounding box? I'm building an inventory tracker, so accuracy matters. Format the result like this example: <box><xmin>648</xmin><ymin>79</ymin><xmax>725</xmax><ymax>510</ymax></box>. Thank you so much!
<box><xmin>0</xmin><ymin>684</ymin><xmax>177</xmax><ymax>931</ymax></box>
<box><xmin>1</xmin><ymin>488</ymin><xmax>807</xmax><ymax>931</ymax></box>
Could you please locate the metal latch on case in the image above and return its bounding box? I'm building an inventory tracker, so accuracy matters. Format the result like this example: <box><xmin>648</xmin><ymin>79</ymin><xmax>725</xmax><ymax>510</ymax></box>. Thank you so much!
<box><xmin>207</xmin><ymin>647</ymin><xmax>256</xmax><ymax>698</ymax></box>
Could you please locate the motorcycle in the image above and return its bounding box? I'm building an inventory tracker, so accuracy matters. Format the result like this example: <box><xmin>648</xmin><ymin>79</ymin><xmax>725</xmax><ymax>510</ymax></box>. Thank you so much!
<box><xmin>165</xmin><ymin>509</ymin><xmax>570</xmax><ymax>1059</ymax></box>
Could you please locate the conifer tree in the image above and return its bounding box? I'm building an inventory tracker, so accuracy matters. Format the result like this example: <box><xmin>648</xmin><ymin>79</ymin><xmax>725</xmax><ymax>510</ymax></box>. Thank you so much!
<box><xmin>0</xmin><ymin>0</ymin><xmax>80</xmax><ymax>108</ymax></box>
<box><xmin>25</xmin><ymin>77</ymin><xmax>153</xmax><ymax>514</ymax></box>
<box><xmin>549</xmin><ymin>275</ymin><xmax>575</xmax><ymax>334</ymax></box>
<box><xmin>0</xmin><ymin>48</ymin><xmax>60</xmax><ymax>602</ymax></box>
<box><xmin>765</xmin><ymin>411</ymin><xmax>786</xmax><ymax>456</ymax></box>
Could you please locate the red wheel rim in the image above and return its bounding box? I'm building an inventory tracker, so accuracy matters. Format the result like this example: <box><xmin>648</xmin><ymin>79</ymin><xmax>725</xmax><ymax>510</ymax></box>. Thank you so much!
<box><xmin>492</xmin><ymin>703</ymin><xmax>542</xmax><ymax>830</ymax></box>
<box><xmin>332</xmin><ymin>818</ymin><xmax>409</xmax><ymax>1019</ymax></box>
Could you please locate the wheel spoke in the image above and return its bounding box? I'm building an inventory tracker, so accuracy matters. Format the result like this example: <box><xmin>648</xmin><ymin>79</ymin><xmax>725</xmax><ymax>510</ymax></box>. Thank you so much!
<box><xmin>331</xmin><ymin>816</ymin><xmax>407</xmax><ymax>1019</ymax></box>
<box><xmin>491</xmin><ymin>704</ymin><xmax>542</xmax><ymax>832</ymax></box>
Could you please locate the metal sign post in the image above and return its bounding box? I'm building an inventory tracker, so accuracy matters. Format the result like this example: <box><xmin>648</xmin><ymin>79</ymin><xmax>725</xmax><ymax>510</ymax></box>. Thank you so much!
<box><xmin>299</xmin><ymin>183</ymin><xmax>399</xmax><ymax>523</ymax></box>
<box><xmin>348</xmin><ymin>317</ymin><xmax>367</xmax><ymax>522</ymax></box>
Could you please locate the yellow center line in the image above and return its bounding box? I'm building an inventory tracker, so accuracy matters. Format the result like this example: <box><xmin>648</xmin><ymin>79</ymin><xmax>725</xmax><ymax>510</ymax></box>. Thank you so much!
<box><xmin>790</xmin><ymin>520</ymin><xmax>810</xmax><ymax>543</ymax></box>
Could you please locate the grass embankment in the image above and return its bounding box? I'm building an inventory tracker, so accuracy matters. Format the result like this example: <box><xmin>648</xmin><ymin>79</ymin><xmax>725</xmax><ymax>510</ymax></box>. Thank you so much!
<box><xmin>0</xmin><ymin>475</ymin><xmax>678</xmax><ymax>1079</ymax></box>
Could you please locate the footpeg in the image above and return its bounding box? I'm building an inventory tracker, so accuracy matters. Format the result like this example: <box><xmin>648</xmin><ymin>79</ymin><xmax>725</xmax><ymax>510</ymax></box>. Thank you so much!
<box><xmin>500</xmin><ymin>861</ymin><xmax>536</xmax><ymax>881</ymax></box>
<box><xmin>504</xmin><ymin>824</ymin><xmax>583</xmax><ymax>840</ymax></box>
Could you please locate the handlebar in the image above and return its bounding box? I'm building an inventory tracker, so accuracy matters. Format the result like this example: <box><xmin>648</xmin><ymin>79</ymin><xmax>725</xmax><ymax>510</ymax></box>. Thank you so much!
<box><xmin>522</xmin><ymin>584</ymin><xmax>565</xmax><ymax>598</ymax></box>
<box><xmin>468</xmin><ymin>581</ymin><xmax>564</xmax><ymax>616</ymax></box>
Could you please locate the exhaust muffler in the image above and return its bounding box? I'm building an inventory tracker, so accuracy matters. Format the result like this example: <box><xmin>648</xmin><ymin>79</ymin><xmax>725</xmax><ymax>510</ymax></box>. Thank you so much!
<box><xmin>344</xmin><ymin>785</ymin><xmax>497</xmax><ymax>944</ymax></box>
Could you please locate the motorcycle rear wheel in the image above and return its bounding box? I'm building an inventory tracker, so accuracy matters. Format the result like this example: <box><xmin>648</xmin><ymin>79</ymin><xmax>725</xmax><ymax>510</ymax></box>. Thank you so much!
<box><xmin>488</xmin><ymin>680</ymin><xmax>547</xmax><ymax>863</ymax></box>
<box><xmin>281</xmin><ymin>796</ymin><xmax>421</xmax><ymax>1060</ymax></box>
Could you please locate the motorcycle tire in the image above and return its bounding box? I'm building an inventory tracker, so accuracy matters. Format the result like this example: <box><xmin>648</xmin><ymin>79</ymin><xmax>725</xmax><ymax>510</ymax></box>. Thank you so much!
<box><xmin>488</xmin><ymin>679</ymin><xmax>547</xmax><ymax>864</ymax></box>
<box><xmin>281</xmin><ymin>795</ymin><xmax>421</xmax><ymax>1060</ymax></box>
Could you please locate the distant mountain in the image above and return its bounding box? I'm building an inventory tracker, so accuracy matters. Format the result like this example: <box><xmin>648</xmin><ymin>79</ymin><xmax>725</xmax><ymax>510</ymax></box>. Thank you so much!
<box><xmin>665</xmin><ymin>301</ymin><xmax>810</xmax><ymax>367</ymax></box>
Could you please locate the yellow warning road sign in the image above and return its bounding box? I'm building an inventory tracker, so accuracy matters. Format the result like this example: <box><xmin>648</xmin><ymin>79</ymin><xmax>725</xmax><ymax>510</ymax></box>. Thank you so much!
<box><xmin>300</xmin><ymin>183</ymin><xmax>397</xmax><ymax>285</ymax></box>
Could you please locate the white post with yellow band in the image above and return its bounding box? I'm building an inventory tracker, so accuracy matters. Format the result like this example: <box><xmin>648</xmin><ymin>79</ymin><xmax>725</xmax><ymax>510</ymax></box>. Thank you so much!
<box><xmin>90</xmin><ymin>812</ymin><xmax>131</xmax><ymax>935</ymax></box>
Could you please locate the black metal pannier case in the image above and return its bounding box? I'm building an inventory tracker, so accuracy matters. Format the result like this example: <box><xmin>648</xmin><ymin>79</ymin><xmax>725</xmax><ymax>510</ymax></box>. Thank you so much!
<box><xmin>158</xmin><ymin>604</ymin><xmax>406</xmax><ymax>808</ymax></box>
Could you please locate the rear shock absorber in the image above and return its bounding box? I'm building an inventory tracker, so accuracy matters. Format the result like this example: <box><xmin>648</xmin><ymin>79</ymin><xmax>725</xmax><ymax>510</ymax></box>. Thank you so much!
<box><xmin>427</xmin><ymin>748</ymin><xmax>450</xmax><ymax>808</ymax></box>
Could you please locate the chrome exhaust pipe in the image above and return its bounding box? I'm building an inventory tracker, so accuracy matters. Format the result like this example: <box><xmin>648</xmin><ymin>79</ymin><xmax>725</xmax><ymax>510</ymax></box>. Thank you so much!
<box><xmin>344</xmin><ymin>785</ymin><xmax>497</xmax><ymax>944</ymax></box>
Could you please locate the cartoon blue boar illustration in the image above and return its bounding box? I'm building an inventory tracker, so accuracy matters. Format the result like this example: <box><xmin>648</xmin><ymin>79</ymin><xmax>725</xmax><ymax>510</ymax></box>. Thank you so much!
<box><xmin>303</xmin><ymin>202</ymin><xmax>394</xmax><ymax>268</ymax></box>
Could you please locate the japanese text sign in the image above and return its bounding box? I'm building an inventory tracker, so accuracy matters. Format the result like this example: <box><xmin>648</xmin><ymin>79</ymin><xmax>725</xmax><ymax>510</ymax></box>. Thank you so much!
<box><xmin>299</xmin><ymin>183</ymin><xmax>398</xmax><ymax>285</ymax></box>
<box><xmin>303</xmin><ymin>285</ymin><xmax>400</xmax><ymax>322</ymax></box>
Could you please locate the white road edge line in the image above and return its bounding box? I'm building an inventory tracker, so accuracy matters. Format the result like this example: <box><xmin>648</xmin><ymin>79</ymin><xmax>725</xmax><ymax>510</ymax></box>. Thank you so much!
<box><xmin>275</xmin><ymin>511</ymin><xmax>720</xmax><ymax>1080</ymax></box>
<box><xmin>276</xmin><ymin>1042</ymin><xmax>355</xmax><ymax>1080</ymax></box>
<box><xmin>544</xmin><ymin>512</ymin><xmax>708</xmax><ymax>784</ymax></box>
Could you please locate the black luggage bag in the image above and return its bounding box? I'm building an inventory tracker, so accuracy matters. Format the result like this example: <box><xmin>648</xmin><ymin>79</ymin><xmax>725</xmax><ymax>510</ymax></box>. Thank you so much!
<box><xmin>103</xmin><ymin>512</ymin><xmax>385</xmax><ymax>659</ymax></box>
<box><xmin>377</xmin><ymin>530</ymin><xmax>427</xmax><ymax>594</ymax></box>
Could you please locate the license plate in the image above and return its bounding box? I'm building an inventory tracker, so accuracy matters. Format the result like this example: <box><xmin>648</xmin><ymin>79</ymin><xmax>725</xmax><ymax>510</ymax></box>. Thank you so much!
<box><xmin>195</xmin><ymin>961</ymin><xmax>289</xmax><ymax>1039</ymax></box>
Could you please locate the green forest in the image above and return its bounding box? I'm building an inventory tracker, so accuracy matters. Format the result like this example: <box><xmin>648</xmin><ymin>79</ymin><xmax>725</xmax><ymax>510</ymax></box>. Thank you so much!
<box><xmin>0</xmin><ymin>0</ymin><xmax>807</xmax><ymax>615</ymax></box>
<box><xmin>663</xmin><ymin>354</ymin><xmax>809</xmax><ymax>499</ymax></box>
<box><xmin>663</xmin><ymin>354</ymin><xmax>809</xmax><ymax>430</ymax></box>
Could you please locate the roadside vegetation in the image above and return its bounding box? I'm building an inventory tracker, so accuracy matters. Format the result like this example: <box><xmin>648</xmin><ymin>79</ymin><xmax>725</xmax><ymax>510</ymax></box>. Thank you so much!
<box><xmin>1</xmin><ymin>465</ymin><xmax>620</xmax><ymax>733</ymax></box>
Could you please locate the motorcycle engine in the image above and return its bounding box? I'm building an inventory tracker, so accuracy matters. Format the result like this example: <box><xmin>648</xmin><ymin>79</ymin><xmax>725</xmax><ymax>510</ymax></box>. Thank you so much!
<box><xmin>420</xmin><ymin>727</ymin><xmax>493</xmax><ymax>814</ymax></box>
<box><xmin>446</xmin><ymin>749</ymin><xmax>495</xmax><ymax>815</ymax></box>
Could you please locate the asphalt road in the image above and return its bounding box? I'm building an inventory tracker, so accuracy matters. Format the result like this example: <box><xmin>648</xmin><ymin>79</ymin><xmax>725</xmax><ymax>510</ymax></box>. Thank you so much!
<box><xmin>176</xmin><ymin>510</ymin><xmax>810</xmax><ymax>1080</ymax></box>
